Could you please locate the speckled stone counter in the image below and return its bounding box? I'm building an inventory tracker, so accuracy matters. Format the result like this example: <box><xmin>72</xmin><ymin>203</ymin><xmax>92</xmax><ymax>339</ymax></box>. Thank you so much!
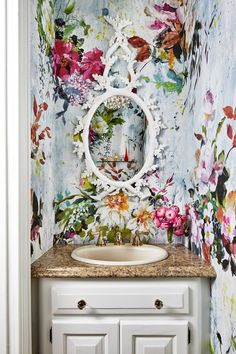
<box><xmin>31</xmin><ymin>244</ymin><xmax>216</xmax><ymax>278</ymax></box>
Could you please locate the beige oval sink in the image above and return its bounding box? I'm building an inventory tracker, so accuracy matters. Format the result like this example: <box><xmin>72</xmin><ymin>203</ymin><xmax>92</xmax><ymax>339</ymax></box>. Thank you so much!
<box><xmin>71</xmin><ymin>244</ymin><xmax>168</xmax><ymax>266</ymax></box>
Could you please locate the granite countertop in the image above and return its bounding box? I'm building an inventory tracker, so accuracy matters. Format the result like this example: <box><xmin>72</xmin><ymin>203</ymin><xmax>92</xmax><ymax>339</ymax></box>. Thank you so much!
<box><xmin>31</xmin><ymin>244</ymin><xmax>216</xmax><ymax>278</ymax></box>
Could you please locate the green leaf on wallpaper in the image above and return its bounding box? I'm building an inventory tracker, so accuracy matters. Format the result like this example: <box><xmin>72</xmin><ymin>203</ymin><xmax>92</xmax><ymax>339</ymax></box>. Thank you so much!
<box><xmin>167</xmin><ymin>70</ymin><xmax>184</xmax><ymax>94</ymax></box>
<box><xmin>121</xmin><ymin>228</ymin><xmax>132</xmax><ymax>241</ymax></box>
<box><xmin>106</xmin><ymin>230</ymin><xmax>116</xmax><ymax>243</ymax></box>
<box><xmin>155</xmin><ymin>82</ymin><xmax>162</xmax><ymax>89</ymax></box>
<box><xmin>213</xmin><ymin>117</ymin><xmax>226</xmax><ymax>145</ymax></box>
<box><xmin>64</xmin><ymin>1</ymin><xmax>75</xmax><ymax>15</ymax></box>
<box><xmin>142</xmin><ymin>76</ymin><xmax>150</xmax><ymax>83</ymax></box>
<box><xmin>100</xmin><ymin>110</ymin><xmax>113</xmax><ymax>123</ymax></box>
<box><xmin>88</xmin><ymin>205</ymin><xmax>96</xmax><ymax>214</ymax></box>
<box><xmin>64</xmin><ymin>23</ymin><xmax>77</xmax><ymax>36</ymax></box>
<box><xmin>74</xmin><ymin>222</ymin><xmax>82</xmax><ymax>232</ymax></box>
<box><xmin>163</xmin><ymin>82</ymin><xmax>178</xmax><ymax>93</ymax></box>
<box><xmin>85</xmin><ymin>216</ymin><xmax>94</xmax><ymax>224</ymax></box>
<box><xmin>209</xmin><ymin>340</ymin><xmax>215</xmax><ymax>354</ymax></box>
<box><xmin>205</xmin><ymin>191</ymin><xmax>212</xmax><ymax>201</ymax></box>
<box><xmin>55</xmin><ymin>210</ymin><xmax>64</xmax><ymax>223</ymax></box>
<box><xmin>73</xmin><ymin>132</ymin><xmax>83</xmax><ymax>143</ymax></box>
<box><xmin>35</xmin><ymin>159</ymin><xmax>41</xmax><ymax>175</ymax></box>
<box><xmin>111</xmin><ymin>117</ymin><xmax>125</xmax><ymax>125</ymax></box>
<box><xmin>99</xmin><ymin>226</ymin><xmax>109</xmax><ymax>235</ymax></box>
<box><xmin>159</xmin><ymin>50</ymin><xmax>168</xmax><ymax>61</ymax></box>
<box><xmin>77</xmin><ymin>200</ymin><xmax>91</xmax><ymax>208</ymax></box>
<box><xmin>80</xmin><ymin>20</ymin><xmax>91</xmax><ymax>36</ymax></box>
<box><xmin>88</xmin><ymin>231</ymin><xmax>95</xmax><ymax>241</ymax></box>
<box><xmin>202</xmin><ymin>125</ymin><xmax>207</xmax><ymax>136</ymax></box>
<box><xmin>213</xmin><ymin>144</ymin><xmax>218</xmax><ymax>160</ymax></box>
<box><xmin>79</xmin><ymin>230</ymin><xmax>86</xmax><ymax>238</ymax></box>
<box><xmin>49</xmin><ymin>0</ymin><xmax>54</xmax><ymax>11</ymax></box>
<box><xmin>218</xmin><ymin>150</ymin><xmax>225</xmax><ymax>163</ymax></box>
<box><xmin>231</xmin><ymin>336</ymin><xmax>236</xmax><ymax>350</ymax></box>
<box><xmin>55</xmin><ymin>208</ymin><xmax>73</xmax><ymax>223</ymax></box>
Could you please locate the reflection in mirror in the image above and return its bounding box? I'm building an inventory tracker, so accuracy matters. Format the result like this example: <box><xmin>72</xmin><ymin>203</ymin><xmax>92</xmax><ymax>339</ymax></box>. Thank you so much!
<box><xmin>89</xmin><ymin>95</ymin><xmax>148</xmax><ymax>182</ymax></box>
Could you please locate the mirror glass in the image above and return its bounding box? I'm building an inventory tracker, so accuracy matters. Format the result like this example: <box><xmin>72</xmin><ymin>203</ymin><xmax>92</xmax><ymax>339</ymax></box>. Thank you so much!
<box><xmin>89</xmin><ymin>95</ymin><xmax>148</xmax><ymax>182</ymax></box>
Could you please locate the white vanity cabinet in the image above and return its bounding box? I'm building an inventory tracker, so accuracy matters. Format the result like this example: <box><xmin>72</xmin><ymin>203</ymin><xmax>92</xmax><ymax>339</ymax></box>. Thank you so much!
<box><xmin>37</xmin><ymin>278</ymin><xmax>211</xmax><ymax>354</ymax></box>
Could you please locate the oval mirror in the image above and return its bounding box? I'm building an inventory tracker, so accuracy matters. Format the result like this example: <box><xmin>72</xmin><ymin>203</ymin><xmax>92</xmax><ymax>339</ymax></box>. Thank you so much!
<box><xmin>88</xmin><ymin>95</ymin><xmax>148</xmax><ymax>182</ymax></box>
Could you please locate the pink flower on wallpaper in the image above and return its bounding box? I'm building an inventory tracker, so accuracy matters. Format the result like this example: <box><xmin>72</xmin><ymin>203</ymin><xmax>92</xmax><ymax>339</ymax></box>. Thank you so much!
<box><xmin>150</xmin><ymin>19</ymin><xmax>169</xmax><ymax>31</ymax></box>
<box><xmin>79</xmin><ymin>178</ymin><xmax>85</xmax><ymax>187</ymax></box>
<box><xmin>165</xmin><ymin>208</ymin><xmax>177</xmax><ymax>221</ymax></box>
<box><xmin>170</xmin><ymin>205</ymin><xmax>180</xmax><ymax>214</ymax></box>
<box><xmin>151</xmin><ymin>4</ymin><xmax>176</xmax><ymax>31</ymax></box>
<box><xmin>150</xmin><ymin>1</ymin><xmax>184</xmax><ymax>32</ymax></box>
<box><xmin>66</xmin><ymin>73</ymin><xmax>92</xmax><ymax>106</ymax></box>
<box><xmin>221</xmin><ymin>210</ymin><xmax>236</xmax><ymax>243</ymax></box>
<box><xmin>173</xmin><ymin>216</ymin><xmax>183</xmax><ymax>228</ymax></box>
<box><xmin>154</xmin><ymin>206</ymin><xmax>166</xmax><ymax>218</ymax></box>
<box><xmin>204</xmin><ymin>89</ymin><xmax>215</xmax><ymax>122</ymax></box>
<box><xmin>89</xmin><ymin>127</ymin><xmax>95</xmax><ymax>144</ymax></box>
<box><xmin>174</xmin><ymin>228</ymin><xmax>185</xmax><ymax>236</ymax></box>
<box><xmin>52</xmin><ymin>40</ymin><xmax>80</xmax><ymax>80</ymax></box>
<box><xmin>69</xmin><ymin>230</ymin><xmax>76</xmax><ymax>239</ymax></box>
<box><xmin>188</xmin><ymin>206</ymin><xmax>203</xmax><ymax>249</ymax></box>
<box><xmin>80</xmin><ymin>48</ymin><xmax>105</xmax><ymax>81</ymax></box>
<box><xmin>31</xmin><ymin>225</ymin><xmax>41</xmax><ymax>241</ymax></box>
<box><xmin>197</xmin><ymin>143</ymin><xmax>223</xmax><ymax>195</ymax></box>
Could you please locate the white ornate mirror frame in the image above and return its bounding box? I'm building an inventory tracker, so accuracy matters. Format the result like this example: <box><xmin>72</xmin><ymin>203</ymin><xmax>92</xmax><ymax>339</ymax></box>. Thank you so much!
<box><xmin>73</xmin><ymin>16</ymin><xmax>165</xmax><ymax>200</ymax></box>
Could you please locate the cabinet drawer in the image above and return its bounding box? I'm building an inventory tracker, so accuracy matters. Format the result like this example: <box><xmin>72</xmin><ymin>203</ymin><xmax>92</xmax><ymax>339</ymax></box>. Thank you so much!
<box><xmin>52</xmin><ymin>284</ymin><xmax>189</xmax><ymax>315</ymax></box>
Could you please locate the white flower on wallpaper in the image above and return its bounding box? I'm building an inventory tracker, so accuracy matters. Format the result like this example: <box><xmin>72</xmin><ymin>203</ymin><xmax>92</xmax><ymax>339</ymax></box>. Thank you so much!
<box><xmin>95</xmin><ymin>191</ymin><xmax>133</xmax><ymax>230</ymax></box>
<box><xmin>126</xmin><ymin>201</ymin><xmax>156</xmax><ymax>235</ymax></box>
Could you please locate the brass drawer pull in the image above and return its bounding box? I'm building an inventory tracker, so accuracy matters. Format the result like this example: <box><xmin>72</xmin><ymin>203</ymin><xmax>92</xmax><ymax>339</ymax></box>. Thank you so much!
<box><xmin>77</xmin><ymin>299</ymin><xmax>86</xmax><ymax>310</ymax></box>
<box><xmin>155</xmin><ymin>299</ymin><xmax>163</xmax><ymax>310</ymax></box>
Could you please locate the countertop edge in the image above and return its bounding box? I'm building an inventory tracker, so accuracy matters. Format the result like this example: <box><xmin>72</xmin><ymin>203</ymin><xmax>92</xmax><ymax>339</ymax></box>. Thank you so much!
<box><xmin>32</xmin><ymin>273</ymin><xmax>216</xmax><ymax>278</ymax></box>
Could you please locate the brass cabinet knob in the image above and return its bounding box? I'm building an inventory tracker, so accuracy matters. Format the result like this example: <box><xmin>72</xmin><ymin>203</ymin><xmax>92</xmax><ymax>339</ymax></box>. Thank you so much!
<box><xmin>154</xmin><ymin>299</ymin><xmax>163</xmax><ymax>310</ymax></box>
<box><xmin>77</xmin><ymin>299</ymin><xmax>86</xmax><ymax>310</ymax></box>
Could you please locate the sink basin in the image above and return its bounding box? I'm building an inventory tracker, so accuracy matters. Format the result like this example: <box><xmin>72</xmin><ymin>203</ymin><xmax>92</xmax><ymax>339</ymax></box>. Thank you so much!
<box><xmin>71</xmin><ymin>244</ymin><xmax>168</xmax><ymax>266</ymax></box>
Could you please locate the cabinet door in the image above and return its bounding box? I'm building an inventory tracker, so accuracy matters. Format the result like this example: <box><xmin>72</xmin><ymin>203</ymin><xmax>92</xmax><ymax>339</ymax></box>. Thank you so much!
<box><xmin>120</xmin><ymin>320</ymin><xmax>188</xmax><ymax>354</ymax></box>
<box><xmin>52</xmin><ymin>318</ymin><xmax>119</xmax><ymax>354</ymax></box>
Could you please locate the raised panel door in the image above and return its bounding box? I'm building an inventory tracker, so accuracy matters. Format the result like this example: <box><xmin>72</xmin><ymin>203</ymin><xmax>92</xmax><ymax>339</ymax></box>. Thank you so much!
<box><xmin>120</xmin><ymin>320</ymin><xmax>188</xmax><ymax>354</ymax></box>
<box><xmin>52</xmin><ymin>319</ymin><xmax>119</xmax><ymax>354</ymax></box>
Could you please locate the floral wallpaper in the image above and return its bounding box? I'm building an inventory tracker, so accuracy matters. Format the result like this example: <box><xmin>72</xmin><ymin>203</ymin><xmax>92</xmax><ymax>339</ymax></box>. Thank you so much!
<box><xmin>30</xmin><ymin>0</ymin><xmax>236</xmax><ymax>352</ymax></box>
<box><xmin>31</xmin><ymin>0</ymin><xmax>192</xmax><ymax>259</ymax></box>
<box><xmin>183</xmin><ymin>0</ymin><xmax>236</xmax><ymax>352</ymax></box>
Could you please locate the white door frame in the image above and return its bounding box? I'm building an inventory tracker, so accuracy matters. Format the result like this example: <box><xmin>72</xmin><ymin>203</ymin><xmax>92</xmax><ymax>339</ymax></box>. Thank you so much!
<box><xmin>4</xmin><ymin>0</ymin><xmax>31</xmax><ymax>353</ymax></box>
<box><xmin>0</xmin><ymin>1</ymin><xmax>8</xmax><ymax>353</ymax></box>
